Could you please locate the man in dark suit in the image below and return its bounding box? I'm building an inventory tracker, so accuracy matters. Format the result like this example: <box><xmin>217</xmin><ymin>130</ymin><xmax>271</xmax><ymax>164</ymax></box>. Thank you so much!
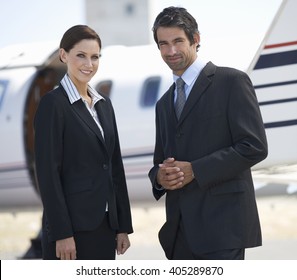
<box><xmin>148</xmin><ymin>7</ymin><xmax>268</xmax><ymax>260</ymax></box>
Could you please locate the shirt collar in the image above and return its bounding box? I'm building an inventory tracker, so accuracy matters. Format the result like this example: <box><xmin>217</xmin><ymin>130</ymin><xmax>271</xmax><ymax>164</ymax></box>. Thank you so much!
<box><xmin>173</xmin><ymin>57</ymin><xmax>206</xmax><ymax>86</ymax></box>
<box><xmin>61</xmin><ymin>74</ymin><xmax>105</xmax><ymax>105</ymax></box>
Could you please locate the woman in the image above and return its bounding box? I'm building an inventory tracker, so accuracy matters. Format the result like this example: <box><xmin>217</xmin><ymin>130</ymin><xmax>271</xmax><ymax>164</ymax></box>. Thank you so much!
<box><xmin>34</xmin><ymin>25</ymin><xmax>133</xmax><ymax>260</ymax></box>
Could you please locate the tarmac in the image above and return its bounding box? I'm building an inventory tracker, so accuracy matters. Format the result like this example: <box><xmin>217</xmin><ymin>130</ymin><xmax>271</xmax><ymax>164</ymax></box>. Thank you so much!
<box><xmin>1</xmin><ymin>194</ymin><xmax>297</xmax><ymax>260</ymax></box>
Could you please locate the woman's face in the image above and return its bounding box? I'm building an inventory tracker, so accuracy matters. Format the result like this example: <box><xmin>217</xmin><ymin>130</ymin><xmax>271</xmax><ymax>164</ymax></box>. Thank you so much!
<box><xmin>60</xmin><ymin>39</ymin><xmax>100</xmax><ymax>86</ymax></box>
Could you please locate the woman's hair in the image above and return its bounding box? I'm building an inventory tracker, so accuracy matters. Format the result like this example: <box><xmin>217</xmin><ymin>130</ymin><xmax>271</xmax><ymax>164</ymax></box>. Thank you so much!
<box><xmin>59</xmin><ymin>25</ymin><xmax>102</xmax><ymax>52</ymax></box>
<box><xmin>152</xmin><ymin>6</ymin><xmax>200</xmax><ymax>51</ymax></box>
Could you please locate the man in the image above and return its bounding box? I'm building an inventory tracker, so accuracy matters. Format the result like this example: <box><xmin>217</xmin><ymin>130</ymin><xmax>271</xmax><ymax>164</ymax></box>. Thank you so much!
<box><xmin>148</xmin><ymin>6</ymin><xmax>268</xmax><ymax>260</ymax></box>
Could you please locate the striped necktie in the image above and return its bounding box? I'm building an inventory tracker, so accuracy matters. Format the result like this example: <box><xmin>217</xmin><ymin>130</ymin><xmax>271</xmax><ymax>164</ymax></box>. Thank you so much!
<box><xmin>175</xmin><ymin>77</ymin><xmax>186</xmax><ymax>119</ymax></box>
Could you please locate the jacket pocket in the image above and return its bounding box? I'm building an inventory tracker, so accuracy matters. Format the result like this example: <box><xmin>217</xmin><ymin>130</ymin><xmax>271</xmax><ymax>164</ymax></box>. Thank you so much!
<box><xmin>210</xmin><ymin>180</ymin><xmax>246</xmax><ymax>195</ymax></box>
<box><xmin>64</xmin><ymin>178</ymin><xmax>93</xmax><ymax>195</ymax></box>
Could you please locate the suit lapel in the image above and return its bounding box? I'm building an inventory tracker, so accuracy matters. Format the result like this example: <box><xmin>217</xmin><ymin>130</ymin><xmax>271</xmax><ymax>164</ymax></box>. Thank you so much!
<box><xmin>72</xmin><ymin>100</ymin><xmax>106</xmax><ymax>146</ymax></box>
<box><xmin>178</xmin><ymin>62</ymin><xmax>216</xmax><ymax>124</ymax></box>
<box><xmin>95</xmin><ymin>100</ymin><xmax>111</xmax><ymax>153</ymax></box>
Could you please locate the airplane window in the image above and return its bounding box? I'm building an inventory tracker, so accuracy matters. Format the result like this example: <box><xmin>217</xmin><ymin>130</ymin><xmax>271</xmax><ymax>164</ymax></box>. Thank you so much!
<box><xmin>95</xmin><ymin>80</ymin><xmax>112</xmax><ymax>97</ymax></box>
<box><xmin>140</xmin><ymin>76</ymin><xmax>160</xmax><ymax>107</ymax></box>
<box><xmin>0</xmin><ymin>80</ymin><xmax>8</xmax><ymax>110</ymax></box>
<box><xmin>125</xmin><ymin>3</ymin><xmax>134</xmax><ymax>15</ymax></box>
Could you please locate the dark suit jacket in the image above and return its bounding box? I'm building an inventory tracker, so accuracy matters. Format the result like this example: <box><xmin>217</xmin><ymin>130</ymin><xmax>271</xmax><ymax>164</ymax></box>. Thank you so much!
<box><xmin>34</xmin><ymin>85</ymin><xmax>133</xmax><ymax>242</ymax></box>
<box><xmin>149</xmin><ymin>62</ymin><xmax>268</xmax><ymax>256</ymax></box>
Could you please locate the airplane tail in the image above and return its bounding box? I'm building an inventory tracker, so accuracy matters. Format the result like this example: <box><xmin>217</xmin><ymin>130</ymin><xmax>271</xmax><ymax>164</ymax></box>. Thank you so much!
<box><xmin>247</xmin><ymin>0</ymin><xmax>297</xmax><ymax>168</ymax></box>
<box><xmin>248</xmin><ymin>0</ymin><xmax>297</xmax><ymax>74</ymax></box>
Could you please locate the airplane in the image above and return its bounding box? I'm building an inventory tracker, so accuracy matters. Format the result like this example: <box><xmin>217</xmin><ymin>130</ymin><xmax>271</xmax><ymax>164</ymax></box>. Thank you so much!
<box><xmin>0</xmin><ymin>0</ymin><xmax>296</xmax><ymax>212</ymax></box>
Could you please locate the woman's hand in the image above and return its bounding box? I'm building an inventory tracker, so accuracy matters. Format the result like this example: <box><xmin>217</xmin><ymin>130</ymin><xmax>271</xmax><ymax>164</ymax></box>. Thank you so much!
<box><xmin>116</xmin><ymin>233</ymin><xmax>130</xmax><ymax>255</ymax></box>
<box><xmin>56</xmin><ymin>236</ymin><xmax>76</xmax><ymax>260</ymax></box>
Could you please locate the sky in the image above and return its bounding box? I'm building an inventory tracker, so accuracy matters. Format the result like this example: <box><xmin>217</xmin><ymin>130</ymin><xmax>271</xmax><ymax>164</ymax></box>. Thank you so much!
<box><xmin>0</xmin><ymin>0</ymin><xmax>282</xmax><ymax>70</ymax></box>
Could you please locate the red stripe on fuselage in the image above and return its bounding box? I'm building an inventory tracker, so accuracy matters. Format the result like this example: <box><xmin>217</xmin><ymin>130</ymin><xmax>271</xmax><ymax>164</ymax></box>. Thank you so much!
<box><xmin>265</xmin><ymin>41</ymin><xmax>297</xmax><ymax>49</ymax></box>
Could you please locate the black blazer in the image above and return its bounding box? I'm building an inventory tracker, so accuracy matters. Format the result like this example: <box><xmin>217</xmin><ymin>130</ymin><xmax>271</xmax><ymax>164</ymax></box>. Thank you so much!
<box><xmin>149</xmin><ymin>62</ymin><xmax>268</xmax><ymax>255</ymax></box>
<box><xmin>34</xmin><ymin>85</ymin><xmax>133</xmax><ymax>242</ymax></box>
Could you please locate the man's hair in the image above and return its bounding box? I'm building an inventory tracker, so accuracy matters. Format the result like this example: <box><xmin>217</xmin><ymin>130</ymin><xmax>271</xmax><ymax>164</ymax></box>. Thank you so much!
<box><xmin>152</xmin><ymin>6</ymin><xmax>200</xmax><ymax>51</ymax></box>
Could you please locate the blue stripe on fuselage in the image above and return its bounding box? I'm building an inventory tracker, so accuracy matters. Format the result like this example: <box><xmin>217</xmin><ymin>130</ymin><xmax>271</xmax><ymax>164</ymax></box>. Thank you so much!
<box><xmin>254</xmin><ymin>50</ymin><xmax>297</xmax><ymax>69</ymax></box>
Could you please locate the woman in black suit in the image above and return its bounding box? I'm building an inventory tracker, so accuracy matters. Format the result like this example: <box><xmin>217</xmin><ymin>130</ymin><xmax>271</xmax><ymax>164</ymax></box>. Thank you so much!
<box><xmin>34</xmin><ymin>25</ymin><xmax>133</xmax><ymax>260</ymax></box>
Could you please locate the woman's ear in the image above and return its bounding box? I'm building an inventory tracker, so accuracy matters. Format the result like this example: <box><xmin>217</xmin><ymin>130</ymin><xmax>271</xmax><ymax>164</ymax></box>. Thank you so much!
<box><xmin>59</xmin><ymin>48</ymin><xmax>67</xmax><ymax>63</ymax></box>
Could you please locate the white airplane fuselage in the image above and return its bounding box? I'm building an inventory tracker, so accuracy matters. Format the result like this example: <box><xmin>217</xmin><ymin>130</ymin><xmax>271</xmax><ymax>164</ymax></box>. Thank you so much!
<box><xmin>0</xmin><ymin>0</ymin><xmax>296</xmax><ymax>209</ymax></box>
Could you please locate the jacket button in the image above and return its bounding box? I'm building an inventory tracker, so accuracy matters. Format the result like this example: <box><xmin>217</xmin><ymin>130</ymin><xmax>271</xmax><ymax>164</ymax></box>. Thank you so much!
<box><xmin>103</xmin><ymin>164</ymin><xmax>108</xmax><ymax>170</ymax></box>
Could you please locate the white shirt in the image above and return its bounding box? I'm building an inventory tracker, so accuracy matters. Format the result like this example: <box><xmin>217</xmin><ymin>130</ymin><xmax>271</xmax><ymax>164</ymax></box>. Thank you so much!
<box><xmin>173</xmin><ymin>57</ymin><xmax>207</xmax><ymax>102</ymax></box>
<box><xmin>60</xmin><ymin>74</ymin><xmax>105</xmax><ymax>138</ymax></box>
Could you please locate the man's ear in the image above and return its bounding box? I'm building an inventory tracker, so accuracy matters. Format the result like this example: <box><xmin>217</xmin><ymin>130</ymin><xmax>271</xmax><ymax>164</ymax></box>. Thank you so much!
<box><xmin>194</xmin><ymin>32</ymin><xmax>200</xmax><ymax>46</ymax></box>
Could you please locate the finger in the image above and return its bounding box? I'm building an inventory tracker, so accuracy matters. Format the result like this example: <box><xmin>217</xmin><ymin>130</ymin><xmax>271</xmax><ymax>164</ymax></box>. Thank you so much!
<box><xmin>165</xmin><ymin>172</ymin><xmax>184</xmax><ymax>181</ymax></box>
<box><xmin>56</xmin><ymin>250</ymin><xmax>61</xmax><ymax>259</ymax></box>
<box><xmin>167</xmin><ymin>167</ymin><xmax>181</xmax><ymax>174</ymax></box>
<box><xmin>121</xmin><ymin>243</ymin><xmax>129</xmax><ymax>254</ymax></box>
<box><xmin>123</xmin><ymin>240</ymin><xmax>131</xmax><ymax>253</ymax></box>
<box><xmin>164</xmin><ymin>157</ymin><xmax>175</xmax><ymax>163</ymax></box>
<box><xmin>164</xmin><ymin>181</ymin><xmax>183</xmax><ymax>191</ymax></box>
<box><xmin>117</xmin><ymin>242</ymin><xmax>125</xmax><ymax>255</ymax></box>
<box><xmin>163</xmin><ymin>158</ymin><xmax>175</xmax><ymax>166</ymax></box>
<box><xmin>158</xmin><ymin>167</ymin><xmax>180</xmax><ymax>179</ymax></box>
<box><xmin>117</xmin><ymin>244</ymin><xmax>125</xmax><ymax>255</ymax></box>
<box><xmin>71</xmin><ymin>251</ymin><xmax>77</xmax><ymax>260</ymax></box>
<box><xmin>162</xmin><ymin>167</ymin><xmax>181</xmax><ymax>175</ymax></box>
<box><xmin>116</xmin><ymin>243</ymin><xmax>121</xmax><ymax>255</ymax></box>
<box><xmin>117</xmin><ymin>238</ymin><xmax>130</xmax><ymax>255</ymax></box>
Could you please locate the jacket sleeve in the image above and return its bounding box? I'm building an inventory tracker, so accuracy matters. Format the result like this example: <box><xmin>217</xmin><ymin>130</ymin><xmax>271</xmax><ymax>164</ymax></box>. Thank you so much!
<box><xmin>109</xmin><ymin>100</ymin><xmax>133</xmax><ymax>234</ymax></box>
<box><xmin>192</xmin><ymin>70</ymin><xmax>268</xmax><ymax>188</ymax></box>
<box><xmin>34</xmin><ymin>92</ymin><xmax>73</xmax><ymax>241</ymax></box>
<box><xmin>148</xmin><ymin>103</ymin><xmax>167</xmax><ymax>200</ymax></box>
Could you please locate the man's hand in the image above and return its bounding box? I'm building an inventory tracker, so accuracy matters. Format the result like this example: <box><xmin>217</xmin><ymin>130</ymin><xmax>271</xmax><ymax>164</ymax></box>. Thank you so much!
<box><xmin>157</xmin><ymin>158</ymin><xmax>194</xmax><ymax>190</ymax></box>
<box><xmin>173</xmin><ymin>159</ymin><xmax>195</xmax><ymax>187</ymax></box>
<box><xmin>56</xmin><ymin>236</ymin><xmax>76</xmax><ymax>260</ymax></box>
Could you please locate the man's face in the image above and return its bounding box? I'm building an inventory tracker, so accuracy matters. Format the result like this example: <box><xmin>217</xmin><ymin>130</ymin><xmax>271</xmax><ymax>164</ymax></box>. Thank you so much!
<box><xmin>156</xmin><ymin>26</ymin><xmax>199</xmax><ymax>76</ymax></box>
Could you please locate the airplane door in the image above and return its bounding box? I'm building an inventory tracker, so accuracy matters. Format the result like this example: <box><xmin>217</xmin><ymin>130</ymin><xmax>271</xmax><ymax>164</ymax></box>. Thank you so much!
<box><xmin>23</xmin><ymin>67</ymin><xmax>65</xmax><ymax>192</ymax></box>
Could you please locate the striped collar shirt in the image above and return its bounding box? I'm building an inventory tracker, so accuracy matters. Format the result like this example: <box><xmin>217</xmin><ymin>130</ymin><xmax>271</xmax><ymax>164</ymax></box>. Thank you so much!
<box><xmin>61</xmin><ymin>74</ymin><xmax>105</xmax><ymax>138</ymax></box>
